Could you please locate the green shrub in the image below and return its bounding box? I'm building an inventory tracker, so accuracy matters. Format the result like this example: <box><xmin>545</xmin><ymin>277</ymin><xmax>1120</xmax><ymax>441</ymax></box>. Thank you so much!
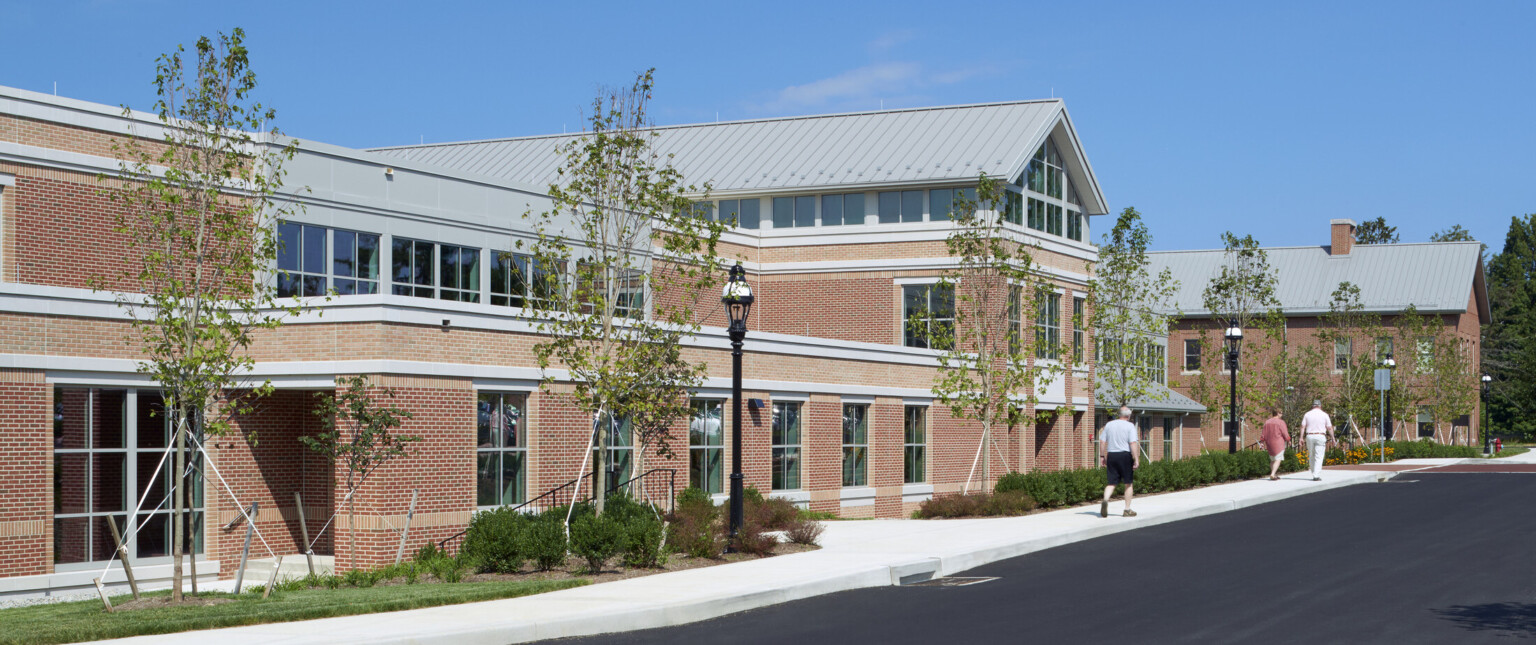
<box><xmin>915</xmin><ymin>491</ymin><xmax>1035</xmax><ymax>518</ymax></box>
<box><xmin>676</xmin><ymin>487</ymin><xmax>715</xmax><ymax>515</ymax></box>
<box><xmin>742</xmin><ymin>485</ymin><xmax>766</xmax><ymax>506</ymax></box>
<box><xmin>426</xmin><ymin>554</ymin><xmax>467</xmax><ymax>583</ymax></box>
<box><xmin>747</xmin><ymin>495</ymin><xmax>799</xmax><ymax>531</ymax></box>
<box><xmin>732</xmin><ymin>514</ymin><xmax>779</xmax><ymax>557</ymax></box>
<box><xmin>415</xmin><ymin>541</ymin><xmax>444</xmax><ymax>564</ymax></box>
<box><xmin>620</xmin><ymin>513</ymin><xmax>667</xmax><ymax>568</ymax></box>
<box><xmin>667</xmin><ymin>498</ymin><xmax>723</xmax><ymax>559</ymax></box>
<box><xmin>524</xmin><ymin>515</ymin><xmax>569</xmax><ymax>571</ymax></box>
<box><xmin>461</xmin><ymin>507</ymin><xmax>528</xmax><ymax>573</ymax></box>
<box><xmin>570</xmin><ymin>514</ymin><xmax>624</xmax><ymax>573</ymax></box>
<box><xmin>988</xmin><ymin>448</ymin><xmax>1311</xmax><ymax>512</ymax></box>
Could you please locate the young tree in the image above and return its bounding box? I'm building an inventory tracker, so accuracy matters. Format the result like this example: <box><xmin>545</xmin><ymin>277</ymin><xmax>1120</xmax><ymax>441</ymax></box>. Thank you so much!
<box><xmin>921</xmin><ymin>177</ymin><xmax>1061</xmax><ymax>490</ymax></box>
<box><xmin>94</xmin><ymin>28</ymin><xmax>298</xmax><ymax>600</ymax></box>
<box><xmin>1320</xmin><ymin>282</ymin><xmax>1384</xmax><ymax>444</ymax></box>
<box><xmin>1185</xmin><ymin>233</ymin><xmax>1282</xmax><ymax>448</ymax></box>
<box><xmin>1088</xmin><ymin>207</ymin><xmax>1180</xmax><ymax>411</ymax></box>
<box><xmin>1355</xmin><ymin>217</ymin><xmax>1399</xmax><ymax>244</ymax></box>
<box><xmin>522</xmin><ymin>70</ymin><xmax>728</xmax><ymax>514</ymax></box>
<box><xmin>302</xmin><ymin>375</ymin><xmax>419</xmax><ymax>571</ymax></box>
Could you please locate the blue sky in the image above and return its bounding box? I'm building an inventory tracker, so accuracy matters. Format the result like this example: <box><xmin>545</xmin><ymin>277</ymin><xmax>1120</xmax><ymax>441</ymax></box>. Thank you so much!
<box><xmin>3</xmin><ymin>0</ymin><xmax>1532</xmax><ymax>251</ymax></box>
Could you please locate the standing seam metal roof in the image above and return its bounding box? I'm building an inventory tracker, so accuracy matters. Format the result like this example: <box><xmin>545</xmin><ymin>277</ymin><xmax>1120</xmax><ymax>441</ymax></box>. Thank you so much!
<box><xmin>368</xmin><ymin>100</ymin><xmax>1106</xmax><ymax>212</ymax></box>
<box><xmin>1147</xmin><ymin>242</ymin><xmax>1486</xmax><ymax>316</ymax></box>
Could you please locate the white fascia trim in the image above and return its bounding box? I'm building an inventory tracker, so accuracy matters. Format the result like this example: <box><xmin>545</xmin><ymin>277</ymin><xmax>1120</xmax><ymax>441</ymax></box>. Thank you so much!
<box><xmin>759</xmin><ymin>257</ymin><xmax>1090</xmax><ymax>286</ymax></box>
<box><xmin>893</xmin><ymin>275</ymin><xmax>948</xmax><ymax>285</ymax></box>
<box><xmin>840</xmin><ymin>394</ymin><xmax>876</xmax><ymax>404</ymax></box>
<box><xmin>902</xmin><ymin>397</ymin><xmax>933</xmax><ymax>407</ymax></box>
<box><xmin>0</xmin><ymin>141</ymin><xmax>169</xmax><ymax>179</ymax></box>
<box><xmin>768</xmin><ymin>391</ymin><xmax>810</xmax><ymax>402</ymax></box>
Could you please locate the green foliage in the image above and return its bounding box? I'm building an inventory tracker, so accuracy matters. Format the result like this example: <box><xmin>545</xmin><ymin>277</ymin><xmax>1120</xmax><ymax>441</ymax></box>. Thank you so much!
<box><xmin>569</xmin><ymin>514</ymin><xmax>624</xmax><ymax>573</ymax></box>
<box><xmin>1090</xmin><ymin>207</ymin><xmax>1182</xmax><ymax>409</ymax></box>
<box><xmin>425</xmin><ymin>554</ymin><xmax>468</xmax><ymax>583</ymax></box>
<box><xmin>991</xmin><ymin>450</ymin><xmax>1304</xmax><ymax>509</ymax></box>
<box><xmin>520</xmin><ymin>70</ymin><xmax>729</xmax><ymax>509</ymax></box>
<box><xmin>677</xmin><ymin>487</ymin><xmax>714</xmax><ymax>512</ymax></box>
<box><xmin>523</xmin><ymin>515</ymin><xmax>570</xmax><ymax>572</ymax></box>
<box><xmin>914</xmin><ymin>490</ymin><xmax>1037</xmax><ymax>518</ymax></box>
<box><xmin>414</xmin><ymin>542</ymin><xmax>443</xmax><ymax>564</ymax></box>
<box><xmin>1183</xmin><ymin>232</ymin><xmax>1285</xmax><ymax>441</ymax></box>
<box><xmin>667</xmin><ymin>491</ymin><xmax>723</xmax><ymax>559</ymax></box>
<box><xmin>1482</xmin><ymin>216</ymin><xmax>1536</xmax><ymax>439</ymax></box>
<box><xmin>461</xmin><ymin>508</ymin><xmax>528</xmax><ymax>574</ymax></box>
<box><xmin>1430</xmin><ymin>225</ymin><xmax>1474</xmax><ymax>243</ymax></box>
<box><xmin>1355</xmin><ymin>217</ymin><xmax>1399</xmax><ymax>244</ymax></box>
<box><xmin>619</xmin><ymin>513</ymin><xmax>668</xmax><ymax>568</ymax></box>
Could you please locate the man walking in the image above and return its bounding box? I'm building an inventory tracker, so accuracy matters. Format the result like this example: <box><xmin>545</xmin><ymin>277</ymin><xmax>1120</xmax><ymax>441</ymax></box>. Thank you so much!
<box><xmin>1100</xmin><ymin>406</ymin><xmax>1139</xmax><ymax>518</ymax></box>
<box><xmin>1301</xmin><ymin>400</ymin><xmax>1335</xmax><ymax>481</ymax></box>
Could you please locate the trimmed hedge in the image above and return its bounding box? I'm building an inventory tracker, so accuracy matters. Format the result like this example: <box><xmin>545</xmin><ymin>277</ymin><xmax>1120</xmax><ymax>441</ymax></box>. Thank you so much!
<box><xmin>994</xmin><ymin>449</ymin><xmax>1304</xmax><ymax>508</ymax></box>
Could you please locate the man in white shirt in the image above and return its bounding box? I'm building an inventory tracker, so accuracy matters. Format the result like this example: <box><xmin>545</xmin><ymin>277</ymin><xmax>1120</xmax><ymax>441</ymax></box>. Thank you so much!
<box><xmin>1099</xmin><ymin>406</ymin><xmax>1140</xmax><ymax>518</ymax></box>
<box><xmin>1300</xmin><ymin>400</ymin><xmax>1335</xmax><ymax>481</ymax></box>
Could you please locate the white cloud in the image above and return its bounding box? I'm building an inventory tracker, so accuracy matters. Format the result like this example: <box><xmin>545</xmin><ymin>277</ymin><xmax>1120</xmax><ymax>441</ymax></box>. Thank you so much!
<box><xmin>867</xmin><ymin>29</ymin><xmax>916</xmax><ymax>55</ymax></box>
<box><xmin>762</xmin><ymin>61</ymin><xmax>996</xmax><ymax>113</ymax></box>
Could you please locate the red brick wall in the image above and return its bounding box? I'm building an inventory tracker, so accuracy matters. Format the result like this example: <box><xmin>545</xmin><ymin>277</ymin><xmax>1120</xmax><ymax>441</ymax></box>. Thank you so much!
<box><xmin>0</xmin><ymin>371</ymin><xmax>49</xmax><ymax>577</ymax></box>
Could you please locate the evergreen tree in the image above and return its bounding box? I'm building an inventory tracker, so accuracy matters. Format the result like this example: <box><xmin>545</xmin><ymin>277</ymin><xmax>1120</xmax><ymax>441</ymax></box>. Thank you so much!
<box><xmin>1354</xmin><ymin>217</ymin><xmax>1399</xmax><ymax>244</ymax></box>
<box><xmin>1485</xmin><ymin>215</ymin><xmax>1536</xmax><ymax>439</ymax></box>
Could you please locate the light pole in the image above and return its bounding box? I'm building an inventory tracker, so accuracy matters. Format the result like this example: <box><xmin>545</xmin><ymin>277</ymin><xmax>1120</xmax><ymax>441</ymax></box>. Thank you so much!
<box><xmin>1224</xmin><ymin>319</ymin><xmax>1243</xmax><ymax>454</ymax></box>
<box><xmin>721</xmin><ymin>263</ymin><xmax>754</xmax><ymax>547</ymax></box>
<box><xmin>1378</xmin><ymin>353</ymin><xmax>1395</xmax><ymax>463</ymax></box>
<box><xmin>1482</xmin><ymin>374</ymin><xmax>1493</xmax><ymax>456</ymax></box>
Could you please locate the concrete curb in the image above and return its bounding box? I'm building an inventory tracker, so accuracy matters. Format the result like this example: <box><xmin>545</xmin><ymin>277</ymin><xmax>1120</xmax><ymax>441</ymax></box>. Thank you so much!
<box><xmin>109</xmin><ymin>471</ymin><xmax>1389</xmax><ymax>644</ymax></box>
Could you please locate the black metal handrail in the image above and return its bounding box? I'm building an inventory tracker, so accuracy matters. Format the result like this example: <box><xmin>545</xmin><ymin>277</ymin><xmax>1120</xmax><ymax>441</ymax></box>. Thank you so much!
<box><xmin>438</xmin><ymin>472</ymin><xmax>593</xmax><ymax>555</ymax></box>
<box><xmin>590</xmin><ymin>468</ymin><xmax>677</xmax><ymax>516</ymax></box>
<box><xmin>436</xmin><ymin>468</ymin><xmax>679</xmax><ymax>556</ymax></box>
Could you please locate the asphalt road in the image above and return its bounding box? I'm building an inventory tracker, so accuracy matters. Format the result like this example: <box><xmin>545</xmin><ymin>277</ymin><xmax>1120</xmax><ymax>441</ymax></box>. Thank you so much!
<box><xmin>561</xmin><ymin>472</ymin><xmax>1536</xmax><ymax>644</ymax></box>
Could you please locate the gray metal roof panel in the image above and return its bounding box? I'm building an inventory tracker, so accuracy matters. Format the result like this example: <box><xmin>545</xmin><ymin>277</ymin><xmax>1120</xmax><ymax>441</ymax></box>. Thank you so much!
<box><xmin>368</xmin><ymin>100</ymin><xmax>1103</xmax><ymax>209</ymax></box>
<box><xmin>1094</xmin><ymin>378</ymin><xmax>1208</xmax><ymax>413</ymax></box>
<box><xmin>1147</xmin><ymin>242</ymin><xmax>1484</xmax><ymax>316</ymax></box>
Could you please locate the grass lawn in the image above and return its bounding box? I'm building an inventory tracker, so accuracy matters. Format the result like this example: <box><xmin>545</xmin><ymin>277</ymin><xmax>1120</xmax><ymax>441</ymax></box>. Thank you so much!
<box><xmin>0</xmin><ymin>578</ymin><xmax>586</xmax><ymax>645</ymax></box>
<box><xmin>1489</xmin><ymin>445</ymin><xmax>1531</xmax><ymax>459</ymax></box>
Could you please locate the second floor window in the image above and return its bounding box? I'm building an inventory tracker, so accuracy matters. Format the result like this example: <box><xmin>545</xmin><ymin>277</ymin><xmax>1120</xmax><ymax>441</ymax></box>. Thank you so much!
<box><xmin>773</xmin><ymin>195</ymin><xmax>818</xmax><ymax>228</ymax></box>
<box><xmin>819</xmin><ymin>193</ymin><xmax>865</xmax><ymax>226</ymax></box>
<box><xmin>715</xmin><ymin>199</ymin><xmax>762</xmax><ymax>229</ymax></box>
<box><xmin>878</xmin><ymin>190</ymin><xmax>926</xmax><ymax>224</ymax></box>
<box><xmin>277</xmin><ymin>223</ymin><xmax>380</xmax><ymax>297</ymax></box>
<box><xmin>1184</xmin><ymin>339</ymin><xmax>1202</xmax><ymax>372</ymax></box>
<box><xmin>491</xmin><ymin>252</ymin><xmax>563</xmax><ymax>310</ymax></box>
<box><xmin>1036</xmin><ymin>292</ymin><xmax>1061</xmax><ymax>359</ymax></box>
<box><xmin>1072</xmin><ymin>296</ymin><xmax>1086</xmax><ymax>363</ymax></box>
<box><xmin>903</xmin><ymin>283</ymin><xmax>955</xmax><ymax>350</ymax></box>
<box><xmin>391</xmin><ymin>237</ymin><xmax>435</xmax><ymax>298</ymax></box>
<box><xmin>1334</xmin><ymin>338</ymin><xmax>1352</xmax><ymax>371</ymax></box>
<box><xmin>439</xmin><ymin>244</ymin><xmax>481</xmax><ymax>303</ymax></box>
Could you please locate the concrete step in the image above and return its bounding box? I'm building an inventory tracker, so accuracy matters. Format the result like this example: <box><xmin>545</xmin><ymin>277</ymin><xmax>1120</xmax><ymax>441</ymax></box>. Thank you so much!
<box><xmin>235</xmin><ymin>554</ymin><xmax>334</xmax><ymax>587</ymax></box>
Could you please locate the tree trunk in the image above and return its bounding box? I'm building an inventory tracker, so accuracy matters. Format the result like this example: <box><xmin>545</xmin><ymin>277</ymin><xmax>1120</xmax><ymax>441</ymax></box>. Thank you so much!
<box><xmin>980</xmin><ymin>417</ymin><xmax>991</xmax><ymax>487</ymax></box>
<box><xmin>594</xmin><ymin>410</ymin><xmax>608</xmax><ymax>516</ymax></box>
<box><xmin>171</xmin><ymin>411</ymin><xmax>186</xmax><ymax>602</ymax></box>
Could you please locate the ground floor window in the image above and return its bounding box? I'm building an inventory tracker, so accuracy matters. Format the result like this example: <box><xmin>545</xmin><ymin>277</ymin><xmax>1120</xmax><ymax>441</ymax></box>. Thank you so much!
<box><xmin>690</xmin><ymin>400</ymin><xmax>724</xmax><ymax>494</ymax></box>
<box><xmin>1163</xmin><ymin>416</ymin><xmax>1176</xmax><ymax>461</ymax></box>
<box><xmin>1417</xmin><ymin>406</ymin><xmax>1435</xmax><ymax>439</ymax></box>
<box><xmin>476</xmin><ymin>392</ymin><xmax>526</xmax><ymax>507</ymax></box>
<box><xmin>53</xmin><ymin>387</ymin><xmax>203</xmax><ymax>565</ymax></box>
<box><xmin>1137</xmin><ymin>416</ymin><xmax>1153</xmax><ymax>460</ymax></box>
<box><xmin>595</xmin><ymin>412</ymin><xmax>634</xmax><ymax>493</ymax></box>
<box><xmin>842</xmin><ymin>404</ymin><xmax>868</xmax><ymax>486</ymax></box>
<box><xmin>771</xmin><ymin>402</ymin><xmax>801</xmax><ymax>491</ymax></box>
<box><xmin>904</xmin><ymin>406</ymin><xmax>927</xmax><ymax>484</ymax></box>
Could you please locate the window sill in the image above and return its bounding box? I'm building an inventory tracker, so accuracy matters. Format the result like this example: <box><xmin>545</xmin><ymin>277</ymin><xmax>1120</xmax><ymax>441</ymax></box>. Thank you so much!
<box><xmin>840</xmin><ymin>486</ymin><xmax>877</xmax><ymax>507</ymax></box>
<box><xmin>769</xmin><ymin>490</ymin><xmax>810</xmax><ymax>505</ymax></box>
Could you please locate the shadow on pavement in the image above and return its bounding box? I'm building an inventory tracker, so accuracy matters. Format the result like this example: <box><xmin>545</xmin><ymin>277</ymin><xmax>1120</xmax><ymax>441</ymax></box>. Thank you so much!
<box><xmin>1432</xmin><ymin>602</ymin><xmax>1536</xmax><ymax>636</ymax></box>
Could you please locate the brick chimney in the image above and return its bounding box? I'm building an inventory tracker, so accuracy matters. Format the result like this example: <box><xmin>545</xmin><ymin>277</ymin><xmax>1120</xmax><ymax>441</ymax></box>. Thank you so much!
<box><xmin>1330</xmin><ymin>218</ymin><xmax>1356</xmax><ymax>256</ymax></box>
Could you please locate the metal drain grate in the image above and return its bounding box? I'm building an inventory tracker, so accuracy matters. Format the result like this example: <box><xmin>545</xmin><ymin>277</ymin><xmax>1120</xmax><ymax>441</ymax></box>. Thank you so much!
<box><xmin>905</xmin><ymin>576</ymin><xmax>998</xmax><ymax>587</ymax></box>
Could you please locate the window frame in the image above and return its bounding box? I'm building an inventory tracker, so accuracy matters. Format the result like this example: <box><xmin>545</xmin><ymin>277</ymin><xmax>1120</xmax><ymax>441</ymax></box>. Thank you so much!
<box><xmin>437</xmin><ymin>243</ymin><xmax>482</xmax><ymax>303</ymax></box>
<box><xmin>771</xmin><ymin>401</ymin><xmax>802</xmax><ymax>491</ymax></box>
<box><xmin>1072</xmin><ymin>296</ymin><xmax>1086</xmax><ymax>364</ymax></box>
<box><xmin>842</xmin><ymin>403</ymin><xmax>869</xmax><ymax>487</ymax></box>
<box><xmin>1036</xmin><ymin>291</ymin><xmax>1062</xmax><ymax>360</ymax></box>
<box><xmin>902</xmin><ymin>283</ymin><xmax>956</xmax><ymax>350</ymax></box>
<box><xmin>689</xmin><ymin>399</ymin><xmax>725</xmax><ymax>494</ymax></box>
<box><xmin>1183</xmin><ymin>339</ymin><xmax>1202</xmax><ymax>373</ymax></box>
<box><xmin>903</xmin><ymin>405</ymin><xmax>927</xmax><ymax>484</ymax></box>
<box><xmin>715</xmin><ymin>198</ymin><xmax>761</xmax><ymax>229</ymax></box>
<box><xmin>391</xmin><ymin>236</ymin><xmax>437</xmax><ymax>298</ymax></box>
<box><xmin>475</xmin><ymin>391</ymin><xmax>528</xmax><ymax>508</ymax></box>
<box><xmin>1334</xmin><ymin>338</ymin><xmax>1352</xmax><ymax>372</ymax></box>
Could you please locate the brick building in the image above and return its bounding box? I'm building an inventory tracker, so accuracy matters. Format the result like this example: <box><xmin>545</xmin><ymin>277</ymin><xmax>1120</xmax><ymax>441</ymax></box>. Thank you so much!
<box><xmin>0</xmin><ymin>86</ymin><xmax>1109</xmax><ymax>595</ymax></box>
<box><xmin>1151</xmin><ymin>219</ymin><xmax>1490</xmax><ymax>449</ymax></box>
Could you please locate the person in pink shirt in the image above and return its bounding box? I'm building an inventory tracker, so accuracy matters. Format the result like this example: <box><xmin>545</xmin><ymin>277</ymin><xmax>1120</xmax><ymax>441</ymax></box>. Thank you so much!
<box><xmin>1260</xmin><ymin>406</ymin><xmax>1290</xmax><ymax>481</ymax></box>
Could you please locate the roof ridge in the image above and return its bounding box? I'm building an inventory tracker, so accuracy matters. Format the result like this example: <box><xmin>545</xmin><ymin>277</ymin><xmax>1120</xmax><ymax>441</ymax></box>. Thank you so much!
<box><xmin>1150</xmin><ymin>241</ymin><xmax>1481</xmax><ymax>255</ymax></box>
<box><xmin>368</xmin><ymin>98</ymin><xmax>1064</xmax><ymax>152</ymax></box>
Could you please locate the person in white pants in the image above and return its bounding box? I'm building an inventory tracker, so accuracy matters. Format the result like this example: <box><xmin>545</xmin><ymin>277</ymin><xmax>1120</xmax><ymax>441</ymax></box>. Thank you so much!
<box><xmin>1300</xmin><ymin>400</ymin><xmax>1335</xmax><ymax>481</ymax></box>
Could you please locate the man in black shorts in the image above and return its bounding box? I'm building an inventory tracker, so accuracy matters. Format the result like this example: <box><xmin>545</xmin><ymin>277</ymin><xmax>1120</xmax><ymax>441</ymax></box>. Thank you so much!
<box><xmin>1099</xmin><ymin>406</ymin><xmax>1139</xmax><ymax>518</ymax></box>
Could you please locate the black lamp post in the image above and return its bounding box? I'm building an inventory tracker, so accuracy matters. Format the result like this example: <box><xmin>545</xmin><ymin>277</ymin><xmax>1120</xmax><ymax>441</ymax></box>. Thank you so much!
<box><xmin>721</xmin><ymin>263</ymin><xmax>753</xmax><ymax>546</ymax></box>
<box><xmin>1481</xmin><ymin>374</ymin><xmax>1493</xmax><ymax>455</ymax></box>
<box><xmin>1224</xmin><ymin>318</ymin><xmax>1243</xmax><ymax>454</ymax></box>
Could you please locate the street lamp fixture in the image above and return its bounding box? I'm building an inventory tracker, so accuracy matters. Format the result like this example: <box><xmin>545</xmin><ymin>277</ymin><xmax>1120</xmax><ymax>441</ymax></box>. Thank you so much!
<box><xmin>1224</xmin><ymin>319</ymin><xmax>1242</xmax><ymax>454</ymax></box>
<box><xmin>1482</xmin><ymin>373</ymin><xmax>1493</xmax><ymax>455</ymax></box>
<box><xmin>721</xmin><ymin>263</ymin><xmax>753</xmax><ymax>547</ymax></box>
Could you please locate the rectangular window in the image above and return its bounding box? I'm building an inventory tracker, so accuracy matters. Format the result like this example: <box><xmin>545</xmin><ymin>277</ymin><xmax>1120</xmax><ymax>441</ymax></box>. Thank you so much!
<box><xmin>1184</xmin><ymin>339</ymin><xmax>1202</xmax><ymax>372</ymax></box>
<box><xmin>1334</xmin><ymin>338</ymin><xmax>1352</xmax><ymax>371</ymax></box>
<box><xmin>491</xmin><ymin>252</ymin><xmax>564</xmax><ymax>310</ymax></box>
<box><xmin>1047</xmin><ymin>204</ymin><xmax>1063</xmax><ymax>236</ymax></box>
<box><xmin>929</xmin><ymin>189</ymin><xmax>953</xmax><ymax>222</ymax></box>
<box><xmin>1417</xmin><ymin>406</ymin><xmax>1435</xmax><ymax>438</ymax></box>
<box><xmin>1002</xmin><ymin>191</ymin><xmax>1023</xmax><ymax>225</ymax></box>
<box><xmin>717</xmin><ymin>198</ymin><xmax>761</xmax><ymax>229</ymax></box>
<box><xmin>771</xmin><ymin>402</ymin><xmax>801</xmax><ymax>491</ymax></box>
<box><xmin>770</xmin><ymin>196</ymin><xmax>818</xmax><ymax>228</ymax></box>
<box><xmin>577</xmin><ymin>263</ymin><xmax>645</xmax><ymax>319</ymax></box>
<box><xmin>1072</xmin><ymin>296</ymin><xmax>1086</xmax><ymax>363</ymax></box>
<box><xmin>1036</xmin><ymin>291</ymin><xmax>1061</xmax><ymax>359</ymax></box>
<box><xmin>391</xmin><ymin>237</ymin><xmax>435</xmax><ymax>298</ymax></box>
<box><xmin>842</xmin><ymin>404</ymin><xmax>868</xmax><ymax>487</ymax></box>
<box><xmin>1415</xmin><ymin>336</ymin><xmax>1434</xmax><ymax>374</ymax></box>
<box><xmin>820</xmin><ymin>194</ymin><xmax>843</xmax><ymax>227</ymax></box>
<box><xmin>1162</xmin><ymin>417</ymin><xmax>1175</xmax><ymax>461</ymax></box>
<box><xmin>902</xmin><ymin>283</ymin><xmax>955</xmax><ymax>350</ymax></box>
<box><xmin>331</xmin><ymin>229</ymin><xmax>381</xmax><ymax>295</ymax></box>
<box><xmin>1376</xmin><ymin>336</ymin><xmax>1394</xmax><ymax>361</ymax></box>
<box><xmin>277</xmin><ymin>222</ymin><xmax>328</xmax><ymax>297</ymax></box>
<box><xmin>904</xmin><ymin>406</ymin><xmax>926</xmax><ymax>484</ymax></box>
<box><xmin>689</xmin><ymin>400</ymin><xmax>724</xmax><ymax>494</ymax></box>
<box><xmin>877</xmin><ymin>190</ymin><xmax>927</xmax><ymax>223</ymax></box>
<box><xmin>475</xmin><ymin>392</ymin><xmax>526</xmax><ymax>507</ymax></box>
<box><xmin>1008</xmin><ymin>285</ymin><xmax>1023</xmax><ymax>353</ymax></box>
<box><xmin>795</xmin><ymin>195</ymin><xmax>816</xmax><ymax>228</ymax></box>
<box><xmin>54</xmin><ymin>388</ymin><xmax>204</xmax><ymax>565</ymax></box>
<box><xmin>1026</xmin><ymin>198</ymin><xmax>1045</xmax><ymax>231</ymax></box>
<box><xmin>595</xmin><ymin>412</ymin><xmax>633</xmax><ymax>494</ymax></box>
<box><xmin>438</xmin><ymin>244</ymin><xmax>481</xmax><ymax>302</ymax></box>
<box><xmin>1067</xmin><ymin>210</ymin><xmax>1083</xmax><ymax>241</ymax></box>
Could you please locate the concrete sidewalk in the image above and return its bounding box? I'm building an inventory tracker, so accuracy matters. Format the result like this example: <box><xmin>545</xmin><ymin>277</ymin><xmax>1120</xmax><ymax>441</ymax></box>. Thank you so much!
<box><xmin>113</xmin><ymin>468</ymin><xmax>1395</xmax><ymax>644</ymax></box>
